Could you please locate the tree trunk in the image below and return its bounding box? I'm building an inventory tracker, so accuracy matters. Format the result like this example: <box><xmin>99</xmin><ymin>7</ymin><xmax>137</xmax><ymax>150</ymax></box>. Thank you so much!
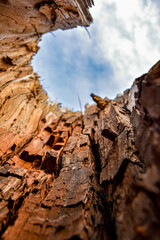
<box><xmin>0</xmin><ymin>1</ymin><xmax>159</xmax><ymax>240</ymax></box>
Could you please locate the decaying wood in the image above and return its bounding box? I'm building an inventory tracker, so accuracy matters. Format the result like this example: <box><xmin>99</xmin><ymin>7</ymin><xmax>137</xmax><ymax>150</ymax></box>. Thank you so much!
<box><xmin>0</xmin><ymin>1</ymin><xmax>159</xmax><ymax>240</ymax></box>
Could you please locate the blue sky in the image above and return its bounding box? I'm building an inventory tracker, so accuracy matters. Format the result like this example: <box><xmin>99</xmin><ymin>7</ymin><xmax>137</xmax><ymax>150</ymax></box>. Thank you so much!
<box><xmin>32</xmin><ymin>0</ymin><xmax>160</xmax><ymax>111</ymax></box>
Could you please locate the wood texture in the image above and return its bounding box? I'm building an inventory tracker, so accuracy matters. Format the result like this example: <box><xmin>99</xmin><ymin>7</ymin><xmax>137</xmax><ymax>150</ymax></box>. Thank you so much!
<box><xmin>0</xmin><ymin>1</ymin><xmax>159</xmax><ymax>240</ymax></box>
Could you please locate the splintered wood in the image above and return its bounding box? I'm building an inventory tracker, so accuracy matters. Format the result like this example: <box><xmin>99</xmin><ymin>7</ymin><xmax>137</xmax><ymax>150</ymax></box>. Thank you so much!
<box><xmin>0</xmin><ymin>1</ymin><xmax>160</xmax><ymax>240</ymax></box>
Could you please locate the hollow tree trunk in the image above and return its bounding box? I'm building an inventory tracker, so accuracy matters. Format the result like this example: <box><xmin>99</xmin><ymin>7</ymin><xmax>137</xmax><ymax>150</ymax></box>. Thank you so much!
<box><xmin>0</xmin><ymin>1</ymin><xmax>159</xmax><ymax>240</ymax></box>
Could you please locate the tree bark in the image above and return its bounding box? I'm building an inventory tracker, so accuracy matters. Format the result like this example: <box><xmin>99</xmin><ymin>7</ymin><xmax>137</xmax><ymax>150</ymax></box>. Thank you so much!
<box><xmin>0</xmin><ymin>1</ymin><xmax>159</xmax><ymax>240</ymax></box>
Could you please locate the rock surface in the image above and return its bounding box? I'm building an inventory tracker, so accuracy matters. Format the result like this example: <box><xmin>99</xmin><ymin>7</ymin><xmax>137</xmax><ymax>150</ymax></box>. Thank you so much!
<box><xmin>0</xmin><ymin>1</ymin><xmax>160</xmax><ymax>240</ymax></box>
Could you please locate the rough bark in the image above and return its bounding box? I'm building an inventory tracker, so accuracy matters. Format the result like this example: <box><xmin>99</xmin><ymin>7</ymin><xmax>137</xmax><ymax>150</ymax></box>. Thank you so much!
<box><xmin>0</xmin><ymin>1</ymin><xmax>160</xmax><ymax>240</ymax></box>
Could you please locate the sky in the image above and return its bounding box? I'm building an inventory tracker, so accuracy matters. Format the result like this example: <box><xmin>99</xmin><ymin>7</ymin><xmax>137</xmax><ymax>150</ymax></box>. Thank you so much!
<box><xmin>32</xmin><ymin>0</ymin><xmax>160</xmax><ymax>111</ymax></box>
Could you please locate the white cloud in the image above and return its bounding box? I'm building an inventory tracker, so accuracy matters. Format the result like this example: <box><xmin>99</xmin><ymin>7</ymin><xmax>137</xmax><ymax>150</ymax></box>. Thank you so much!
<box><xmin>89</xmin><ymin>0</ymin><xmax>160</xmax><ymax>89</ymax></box>
<box><xmin>32</xmin><ymin>0</ymin><xmax>160</xmax><ymax>110</ymax></box>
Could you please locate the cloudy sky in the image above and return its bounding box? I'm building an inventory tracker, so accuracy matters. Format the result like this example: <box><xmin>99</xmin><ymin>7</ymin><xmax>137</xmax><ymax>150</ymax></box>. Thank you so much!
<box><xmin>32</xmin><ymin>0</ymin><xmax>160</xmax><ymax>111</ymax></box>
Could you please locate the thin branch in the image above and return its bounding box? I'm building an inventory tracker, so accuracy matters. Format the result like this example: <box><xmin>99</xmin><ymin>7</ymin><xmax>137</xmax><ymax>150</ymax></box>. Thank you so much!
<box><xmin>77</xmin><ymin>94</ymin><xmax>84</xmax><ymax>132</ymax></box>
<box><xmin>50</xmin><ymin>32</ymin><xmax>56</xmax><ymax>38</ymax></box>
<box><xmin>84</xmin><ymin>27</ymin><xmax>91</xmax><ymax>39</ymax></box>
